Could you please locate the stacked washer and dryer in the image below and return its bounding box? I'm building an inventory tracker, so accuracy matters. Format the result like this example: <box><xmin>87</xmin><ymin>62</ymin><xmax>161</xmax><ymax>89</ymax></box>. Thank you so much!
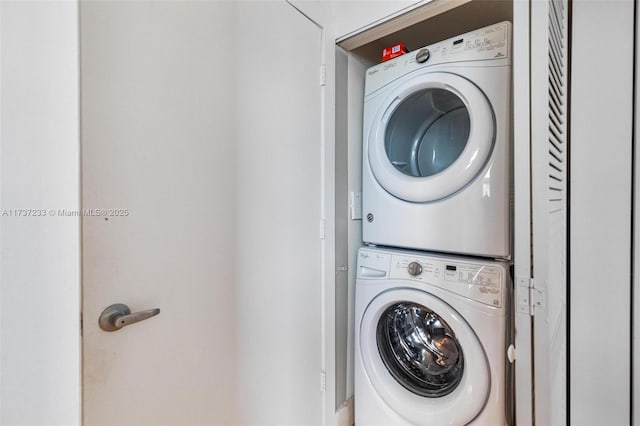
<box><xmin>355</xmin><ymin>22</ymin><xmax>513</xmax><ymax>425</ymax></box>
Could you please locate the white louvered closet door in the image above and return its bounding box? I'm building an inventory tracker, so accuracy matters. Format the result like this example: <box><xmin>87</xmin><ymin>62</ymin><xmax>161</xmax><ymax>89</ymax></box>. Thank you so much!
<box><xmin>530</xmin><ymin>0</ymin><xmax>569</xmax><ymax>424</ymax></box>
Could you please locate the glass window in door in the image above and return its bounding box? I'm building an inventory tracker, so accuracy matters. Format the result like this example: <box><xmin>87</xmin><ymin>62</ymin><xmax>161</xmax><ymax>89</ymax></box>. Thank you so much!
<box><xmin>376</xmin><ymin>302</ymin><xmax>464</xmax><ymax>398</ymax></box>
<box><xmin>385</xmin><ymin>89</ymin><xmax>470</xmax><ymax>178</ymax></box>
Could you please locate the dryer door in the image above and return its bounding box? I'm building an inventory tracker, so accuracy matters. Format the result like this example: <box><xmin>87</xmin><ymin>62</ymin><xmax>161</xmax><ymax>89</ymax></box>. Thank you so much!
<box><xmin>359</xmin><ymin>288</ymin><xmax>490</xmax><ymax>425</ymax></box>
<box><xmin>368</xmin><ymin>72</ymin><xmax>494</xmax><ymax>202</ymax></box>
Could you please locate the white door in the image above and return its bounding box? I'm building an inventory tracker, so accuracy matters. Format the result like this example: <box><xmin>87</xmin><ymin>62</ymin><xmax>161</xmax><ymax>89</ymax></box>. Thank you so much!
<box><xmin>80</xmin><ymin>2</ymin><xmax>238</xmax><ymax>424</ymax></box>
<box><xmin>81</xmin><ymin>1</ymin><xmax>322</xmax><ymax>424</ymax></box>
<box><xmin>531</xmin><ymin>0</ymin><xmax>569</xmax><ymax>423</ymax></box>
<box><xmin>514</xmin><ymin>0</ymin><xmax>569</xmax><ymax>424</ymax></box>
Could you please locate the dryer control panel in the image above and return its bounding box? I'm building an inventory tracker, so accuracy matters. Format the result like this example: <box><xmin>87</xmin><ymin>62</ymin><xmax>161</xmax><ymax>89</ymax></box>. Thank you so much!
<box><xmin>364</xmin><ymin>21</ymin><xmax>511</xmax><ymax>96</ymax></box>
<box><xmin>357</xmin><ymin>248</ymin><xmax>506</xmax><ymax>308</ymax></box>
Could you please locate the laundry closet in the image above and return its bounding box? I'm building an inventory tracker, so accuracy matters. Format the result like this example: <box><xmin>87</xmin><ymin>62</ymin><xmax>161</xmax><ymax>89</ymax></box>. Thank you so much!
<box><xmin>321</xmin><ymin>0</ymin><xmax>633</xmax><ymax>425</ymax></box>
<box><xmin>0</xmin><ymin>0</ymin><xmax>635</xmax><ymax>425</ymax></box>
<box><xmin>328</xmin><ymin>2</ymin><xmax>523</xmax><ymax>424</ymax></box>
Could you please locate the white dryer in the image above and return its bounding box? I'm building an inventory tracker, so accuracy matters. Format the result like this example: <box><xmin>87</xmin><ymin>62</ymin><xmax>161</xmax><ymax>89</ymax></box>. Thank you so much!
<box><xmin>355</xmin><ymin>247</ymin><xmax>511</xmax><ymax>425</ymax></box>
<box><xmin>362</xmin><ymin>22</ymin><xmax>512</xmax><ymax>258</ymax></box>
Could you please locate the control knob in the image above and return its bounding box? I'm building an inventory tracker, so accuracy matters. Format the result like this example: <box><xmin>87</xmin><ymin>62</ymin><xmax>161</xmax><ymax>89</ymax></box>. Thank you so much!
<box><xmin>415</xmin><ymin>48</ymin><xmax>430</xmax><ymax>64</ymax></box>
<box><xmin>407</xmin><ymin>261</ymin><xmax>423</xmax><ymax>276</ymax></box>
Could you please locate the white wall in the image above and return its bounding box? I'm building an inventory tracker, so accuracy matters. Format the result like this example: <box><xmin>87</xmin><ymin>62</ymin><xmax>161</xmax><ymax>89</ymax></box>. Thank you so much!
<box><xmin>334</xmin><ymin>47</ymin><xmax>350</xmax><ymax>409</ymax></box>
<box><xmin>0</xmin><ymin>1</ymin><xmax>81</xmax><ymax>424</ymax></box>
<box><xmin>345</xmin><ymin>52</ymin><xmax>367</xmax><ymax>402</ymax></box>
<box><xmin>334</xmin><ymin>46</ymin><xmax>366</xmax><ymax>411</ymax></box>
<box><xmin>571</xmin><ymin>1</ymin><xmax>634</xmax><ymax>424</ymax></box>
<box><xmin>333</xmin><ymin>0</ymin><xmax>425</xmax><ymax>40</ymax></box>
<box><xmin>234</xmin><ymin>2</ymin><xmax>324</xmax><ymax>424</ymax></box>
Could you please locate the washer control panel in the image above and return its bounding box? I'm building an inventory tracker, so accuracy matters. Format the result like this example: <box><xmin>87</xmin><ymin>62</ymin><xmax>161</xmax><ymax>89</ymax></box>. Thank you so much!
<box><xmin>407</xmin><ymin>261</ymin><xmax>423</xmax><ymax>276</ymax></box>
<box><xmin>389</xmin><ymin>253</ymin><xmax>504</xmax><ymax>308</ymax></box>
<box><xmin>357</xmin><ymin>249</ymin><xmax>391</xmax><ymax>279</ymax></box>
<box><xmin>357</xmin><ymin>248</ymin><xmax>507</xmax><ymax>308</ymax></box>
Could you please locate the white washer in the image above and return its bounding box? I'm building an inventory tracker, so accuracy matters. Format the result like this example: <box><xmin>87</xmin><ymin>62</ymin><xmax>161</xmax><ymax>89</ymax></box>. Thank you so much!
<box><xmin>362</xmin><ymin>22</ymin><xmax>512</xmax><ymax>258</ymax></box>
<box><xmin>355</xmin><ymin>247</ymin><xmax>511</xmax><ymax>425</ymax></box>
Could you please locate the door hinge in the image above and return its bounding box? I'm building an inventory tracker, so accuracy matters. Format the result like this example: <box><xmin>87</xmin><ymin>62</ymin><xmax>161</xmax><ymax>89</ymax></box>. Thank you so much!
<box><xmin>320</xmin><ymin>370</ymin><xmax>326</xmax><ymax>392</ymax></box>
<box><xmin>516</xmin><ymin>276</ymin><xmax>545</xmax><ymax>316</ymax></box>
<box><xmin>80</xmin><ymin>312</ymin><xmax>83</xmax><ymax>336</ymax></box>
<box><xmin>320</xmin><ymin>64</ymin><xmax>326</xmax><ymax>86</ymax></box>
<box><xmin>319</xmin><ymin>219</ymin><xmax>326</xmax><ymax>240</ymax></box>
<box><xmin>529</xmin><ymin>280</ymin><xmax>545</xmax><ymax>316</ymax></box>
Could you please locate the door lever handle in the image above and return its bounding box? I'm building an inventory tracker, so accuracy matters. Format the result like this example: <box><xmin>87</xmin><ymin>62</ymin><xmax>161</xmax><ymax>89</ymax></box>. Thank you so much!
<box><xmin>99</xmin><ymin>303</ymin><xmax>160</xmax><ymax>332</ymax></box>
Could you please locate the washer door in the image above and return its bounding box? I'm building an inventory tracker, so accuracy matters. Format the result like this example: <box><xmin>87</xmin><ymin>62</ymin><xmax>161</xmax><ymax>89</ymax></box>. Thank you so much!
<box><xmin>360</xmin><ymin>288</ymin><xmax>490</xmax><ymax>425</ymax></box>
<box><xmin>368</xmin><ymin>72</ymin><xmax>494</xmax><ymax>202</ymax></box>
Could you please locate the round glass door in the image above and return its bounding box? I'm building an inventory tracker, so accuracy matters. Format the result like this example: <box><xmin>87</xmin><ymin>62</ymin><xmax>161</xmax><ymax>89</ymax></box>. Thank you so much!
<box><xmin>368</xmin><ymin>72</ymin><xmax>494</xmax><ymax>203</ymax></box>
<box><xmin>376</xmin><ymin>302</ymin><xmax>464</xmax><ymax>398</ymax></box>
<box><xmin>358</xmin><ymin>288</ymin><xmax>490</xmax><ymax>425</ymax></box>
<box><xmin>385</xmin><ymin>89</ymin><xmax>470</xmax><ymax>178</ymax></box>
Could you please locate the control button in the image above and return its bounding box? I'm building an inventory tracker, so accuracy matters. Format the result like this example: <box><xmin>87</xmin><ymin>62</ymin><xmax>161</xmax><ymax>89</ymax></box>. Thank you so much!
<box><xmin>407</xmin><ymin>261</ymin><xmax>423</xmax><ymax>276</ymax></box>
<box><xmin>415</xmin><ymin>48</ymin><xmax>430</xmax><ymax>63</ymax></box>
